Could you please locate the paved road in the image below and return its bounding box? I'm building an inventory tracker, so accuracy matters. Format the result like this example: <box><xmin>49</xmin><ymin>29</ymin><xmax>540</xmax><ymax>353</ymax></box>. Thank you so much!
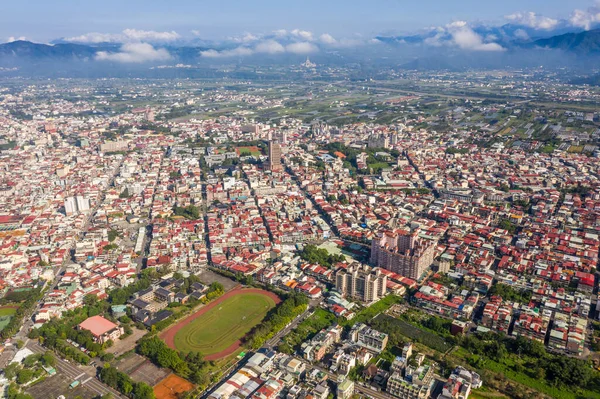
<box><xmin>28</xmin><ymin>341</ymin><xmax>124</xmax><ymax>398</ymax></box>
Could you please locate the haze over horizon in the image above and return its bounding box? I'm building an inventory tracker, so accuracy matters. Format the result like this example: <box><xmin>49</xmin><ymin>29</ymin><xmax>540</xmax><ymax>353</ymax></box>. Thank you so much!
<box><xmin>2</xmin><ymin>0</ymin><xmax>599</xmax><ymax>44</ymax></box>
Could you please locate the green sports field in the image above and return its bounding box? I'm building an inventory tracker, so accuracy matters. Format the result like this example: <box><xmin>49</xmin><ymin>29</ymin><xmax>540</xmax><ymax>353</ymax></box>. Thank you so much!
<box><xmin>0</xmin><ymin>306</ymin><xmax>17</xmax><ymax>332</ymax></box>
<box><xmin>172</xmin><ymin>291</ymin><xmax>276</xmax><ymax>355</ymax></box>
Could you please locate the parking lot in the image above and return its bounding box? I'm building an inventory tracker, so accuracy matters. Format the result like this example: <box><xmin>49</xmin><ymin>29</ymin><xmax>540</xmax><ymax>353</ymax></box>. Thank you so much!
<box><xmin>27</xmin><ymin>373</ymin><xmax>101</xmax><ymax>399</ymax></box>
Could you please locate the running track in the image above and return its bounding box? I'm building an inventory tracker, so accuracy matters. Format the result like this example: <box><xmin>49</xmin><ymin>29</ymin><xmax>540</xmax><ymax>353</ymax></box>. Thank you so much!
<box><xmin>160</xmin><ymin>287</ymin><xmax>281</xmax><ymax>361</ymax></box>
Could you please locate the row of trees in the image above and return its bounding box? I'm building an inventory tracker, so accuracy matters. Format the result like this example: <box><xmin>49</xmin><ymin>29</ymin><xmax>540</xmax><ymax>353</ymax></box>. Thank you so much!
<box><xmin>137</xmin><ymin>336</ymin><xmax>212</xmax><ymax>386</ymax></box>
<box><xmin>99</xmin><ymin>364</ymin><xmax>155</xmax><ymax>399</ymax></box>
<box><xmin>245</xmin><ymin>293</ymin><xmax>309</xmax><ymax>349</ymax></box>
<box><xmin>1</xmin><ymin>287</ymin><xmax>43</xmax><ymax>339</ymax></box>
<box><xmin>279</xmin><ymin>308</ymin><xmax>336</xmax><ymax>353</ymax></box>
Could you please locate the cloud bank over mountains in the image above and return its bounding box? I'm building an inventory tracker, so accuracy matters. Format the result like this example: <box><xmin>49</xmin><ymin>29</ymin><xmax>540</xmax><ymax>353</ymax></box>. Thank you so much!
<box><xmin>11</xmin><ymin>1</ymin><xmax>600</xmax><ymax>63</ymax></box>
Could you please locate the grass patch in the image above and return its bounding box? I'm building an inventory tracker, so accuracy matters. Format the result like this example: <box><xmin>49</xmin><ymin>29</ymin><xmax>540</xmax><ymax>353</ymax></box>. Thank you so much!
<box><xmin>0</xmin><ymin>305</ymin><xmax>17</xmax><ymax>331</ymax></box>
<box><xmin>452</xmin><ymin>348</ymin><xmax>600</xmax><ymax>399</ymax></box>
<box><xmin>283</xmin><ymin>308</ymin><xmax>336</xmax><ymax>349</ymax></box>
<box><xmin>173</xmin><ymin>292</ymin><xmax>276</xmax><ymax>355</ymax></box>
<box><xmin>344</xmin><ymin>295</ymin><xmax>402</xmax><ymax>327</ymax></box>
<box><xmin>370</xmin><ymin>314</ymin><xmax>452</xmax><ymax>353</ymax></box>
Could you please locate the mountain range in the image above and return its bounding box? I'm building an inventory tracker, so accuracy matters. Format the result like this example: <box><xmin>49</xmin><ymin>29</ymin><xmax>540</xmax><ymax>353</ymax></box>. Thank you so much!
<box><xmin>1</xmin><ymin>27</ymin><xmax>600</xmax><ymax>75</ymax></box>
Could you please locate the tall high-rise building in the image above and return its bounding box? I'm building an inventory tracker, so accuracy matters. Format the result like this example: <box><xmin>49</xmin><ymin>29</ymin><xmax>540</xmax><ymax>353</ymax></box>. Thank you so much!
<box><xmin>335</xmin><ymin>263</ymin><xmax>387</xmax><ymax>303</ymax></box>
<box><xmin>76</xmin><ymin>196</ymin><xmax>90</xmax><ymax>213</ymax></box>
<box><xmin>65</xmin><ymin>195</ymin><xmax>90</xmax><ymax>216</ymax></box>
<box><xmin>267</xmin><ymin>140</ymin><xmax>282</xmax><ymax>172</ymax></box>
<box><xmin>370</xmin><ymin>229</ymin><xmax>436</xmax><ymax>279</ymax></box>
<box><xmin>64</xmin><ymin>197</ymin><xmax>78</xmax><ymax>216</ymax></box>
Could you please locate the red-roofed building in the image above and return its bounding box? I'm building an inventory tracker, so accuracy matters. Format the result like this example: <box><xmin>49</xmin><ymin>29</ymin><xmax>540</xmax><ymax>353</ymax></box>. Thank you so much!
<box><xmin>78</xmin><ymin>315</ymin><xmax>123</xmax><ymax>344</ymax></box>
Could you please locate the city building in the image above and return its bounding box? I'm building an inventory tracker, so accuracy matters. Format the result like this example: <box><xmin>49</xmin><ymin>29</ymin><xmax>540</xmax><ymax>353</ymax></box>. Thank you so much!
<box><xmin>266</xmin><ymin>140</ymin><xmax>282</xmax><ymax>172</ymax></box>
<box><xmin>349</xmin><ymin>323</ymin><xmax>388</xmax><ymax>353</ymax></box>
<box><xmin>337</xmin><ymin>377</ymin><xmax>355</xmax><ymax>399</ymax></box>
<box><xmin>78</xmin><ymin>315</ymin><xmax>123</xmax><ymax>344</ymax></box>
<box><xmin>370</xmin><ymin>229</ymin><xmax>436</xmax><ymax>279</ymax></box>
<box><xmin>335</xmin><ymin>263</ymin><xmax>387</xmax><ymax>303</ymax></box>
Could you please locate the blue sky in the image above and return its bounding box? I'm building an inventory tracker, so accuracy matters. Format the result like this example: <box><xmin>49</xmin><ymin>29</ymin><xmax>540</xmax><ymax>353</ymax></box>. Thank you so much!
<box><xmin>0</xmin><ymin>0</ymin><xmax>596</xmax><ymax>42</ymax></box>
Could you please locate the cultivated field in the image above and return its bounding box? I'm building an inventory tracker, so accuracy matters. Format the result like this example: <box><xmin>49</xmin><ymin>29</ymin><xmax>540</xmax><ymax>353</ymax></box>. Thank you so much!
<box><xmin>162</xmin><ymin>288</ymin><xmax>279</xmax><ymax>360</ymax></box>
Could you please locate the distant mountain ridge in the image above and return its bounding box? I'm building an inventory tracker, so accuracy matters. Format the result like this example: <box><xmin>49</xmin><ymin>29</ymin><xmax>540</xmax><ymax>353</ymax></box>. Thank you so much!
<box><xmin>532</xmin><ymin>29</ymin><xmax>600</xmax><ymax>53</ymax></box>
<box><xmin>0</xmin><ymin>40</ymin><xmax>101</xmax><ymax>59</ymax></box>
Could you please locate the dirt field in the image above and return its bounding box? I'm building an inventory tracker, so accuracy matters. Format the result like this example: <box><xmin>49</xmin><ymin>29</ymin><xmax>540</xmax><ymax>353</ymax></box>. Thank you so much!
<box><xmin>160</xmin><ymin>287</ymin><xmax>281</xmax><ymax>361</ymax></box>
<box><xmin>154</xmin><ymin>374</ymin><xmax>194</xmax><ymax>399</ymax></box>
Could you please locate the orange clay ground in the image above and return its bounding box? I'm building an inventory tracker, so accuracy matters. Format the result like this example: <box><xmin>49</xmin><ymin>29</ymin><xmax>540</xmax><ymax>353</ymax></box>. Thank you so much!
<box><xmin>154</xmin><ymin>374</ymin><xmax>194</xmax><ymax>399</ymax></box>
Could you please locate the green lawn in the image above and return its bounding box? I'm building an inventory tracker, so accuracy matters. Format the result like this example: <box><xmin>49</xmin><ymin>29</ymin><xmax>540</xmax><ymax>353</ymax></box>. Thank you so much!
<box><xmin>173</xmin><ymin>292</ymin><xmax>276</xmax><ymax>355</ymax></box>
<box><xmin>0</xmin><ymin>306</ymin><xmax>17</xmax><ymax>332</ymax></box>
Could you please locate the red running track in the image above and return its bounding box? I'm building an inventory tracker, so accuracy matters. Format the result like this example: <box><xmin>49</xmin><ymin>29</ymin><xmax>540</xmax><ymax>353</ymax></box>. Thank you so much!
<box><xmin>160</xmin><ymin>286</ymin><xmax>281</xmax><ymax>361</ymax></box>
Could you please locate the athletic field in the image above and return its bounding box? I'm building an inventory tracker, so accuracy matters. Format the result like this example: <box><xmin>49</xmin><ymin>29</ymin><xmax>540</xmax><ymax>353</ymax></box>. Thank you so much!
<box><xmin>162</xmin><ymin>288</ymin><xmax>279</xmax><ymax>359</ymax></box>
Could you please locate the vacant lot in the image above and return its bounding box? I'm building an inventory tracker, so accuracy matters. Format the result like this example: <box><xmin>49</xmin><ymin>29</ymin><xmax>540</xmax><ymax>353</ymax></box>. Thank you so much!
<box><xmin>162</xmin><ymin>288</ymin><xmax>279</xmax><ymax>359</ymax></box>
<box><xmin>197</xmin><ymin>269</ymin><xmax>239</xmax><ymax>291</ymax></box>
<box><xmin>154</xmin><ymin>374</ymin><xmax>194</xmax><ymax>399</ymax></box>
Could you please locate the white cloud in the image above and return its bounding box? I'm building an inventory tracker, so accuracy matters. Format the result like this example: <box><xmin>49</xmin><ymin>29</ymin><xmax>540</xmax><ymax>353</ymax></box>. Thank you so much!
<box><xmin>319</xmin><ymin>33</ymin><xmax>337</xmax><ymax>45</ymax></box>
<box><xmin>286</xmin><ymin>41</ymin><xmax>319</xmax><ymax>54</ymax></box>
<box><xmin>505</xmin><ymin>12</ymin><xmax>559</xmax><ymax>30</ymax></box>
<box><xmin>95</xmin><ymin>43</ymin><xmax>171</xmax><ymax>63</ymax></box>
<box><xmin>7</xmin><ymin>36</ymin><xmax>26</xmax><ymax>43</ymax></box>
<box><xmin>122</xmin><ymin>29</ymin><xmax>180</xmax><ymax>42</ymax></box>
<box><xmin>569</xmin><ymin>2</ymin><xmax>600</xmax><ymax>30</ymax></box>
<box><xmin>66</xmin><ymin>29</ymin><xmax>180</xmax><ymax>44</ymax></box>
<box><xmin>273</xmin><ymin>29</ymin><xmax>288</xmax><ymax>37</ymax></box>
<box><xmin>514</xmin><ymin>29</ymin><xmax>530</xmax><ymax>40</ymax></box>
<box><xmin>290</xmin><ymin>29</ymin><xmax>314</xmax><ymax>41</ymax></box>
<box><xmin>66</xmin><ymin>32</ymin><xmax>117</xmax><ymax>43</ymax></box>
<box><xmin>446</xmin><ymin>21</ymin><xmax>504</xmax><ymax>51</ymax></box>
<box><xmin>255</xmin><ymin>40</ymin><xmax>285</xmax><ymax>54</ymax></box>
<box><xmin>230</xmin><ymin>33</ymin><xmax>259</xmax><ymax>43</ymax></box>
<box><xmin>200</xmin><ymin>46</ymin><xmax>254</xmax><ymax>58</ymax></box>
<box><xmin>200</xmin><ymin>38</ymin><xmax>319</xmax><ymax>58</ymax></box>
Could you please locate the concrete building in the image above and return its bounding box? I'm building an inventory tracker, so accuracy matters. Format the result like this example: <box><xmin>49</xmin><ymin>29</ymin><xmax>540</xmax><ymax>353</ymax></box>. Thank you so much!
<box><xmin>78</xmin><ymin>315</ymin><xmax>123</xmax><ymax>344</ymax></box>
<box><xmin>64</xmin><ymin>196</ymin><xmax>78</xmax><ymax>216</ymax></box>
<box><xmin>350</xmin><ymin>323</ymin><xmax>388</xmax><ymax>353</ymax></box>
<box><xmin>370</xmin><ymin>229</ymin><xmax>436</xmax><ymax>279</ymax></box>
<box><xmin>64</xmin><ymin>195</ymin><xmax>90</xmax><ymax>216</ymax></box>
<box><xmin>336</xmin><ymin>263</ymin><xmax>387</xmax><ymax>303</ymax></box>
<box><xmin>337</xmin><ymin>377</ymin><xmax>355</xmax><ymax>399</ymax></box>
<box><xmin>267</xmin><ymin>140</ymin><xmax>282</xmax><ymax>172</ymax></box>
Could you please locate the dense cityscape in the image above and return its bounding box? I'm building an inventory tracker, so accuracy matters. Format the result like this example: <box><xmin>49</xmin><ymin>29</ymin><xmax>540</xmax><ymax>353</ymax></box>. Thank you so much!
<box><xmin>1</xmin><ymin>1</ymin><xmax>600</xmax><ymax>399</ymax></box>
<box><xmin>0</xmin><ymin>67</ymin><xmax>597</xmax><ymax>399</ymax></box>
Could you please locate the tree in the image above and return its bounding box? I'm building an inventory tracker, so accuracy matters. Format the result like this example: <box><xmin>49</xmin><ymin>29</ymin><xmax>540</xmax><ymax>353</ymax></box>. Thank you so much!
<box><xmin>119</xmin><ymin>188</ymin><xmax>131</xmax><ymax>199</ymax></box>
<box><xmin>108</xmin><ymin>229</ymin><xmax>120</xmax><ymax>242</ymax></box>
<box><xmin>133</xmin><ymin>382</ymin><xmax>156</xmax><ymax>399</ymax></box>
<box><xmin>16</xmin><ymin>369</ymin><xmax>34</xmax><ymax>385</ymax></box>
<box><xmin>4</xmin><ymin>362</ymin><xmax>20</xmax><ymax>379</ymax></box>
